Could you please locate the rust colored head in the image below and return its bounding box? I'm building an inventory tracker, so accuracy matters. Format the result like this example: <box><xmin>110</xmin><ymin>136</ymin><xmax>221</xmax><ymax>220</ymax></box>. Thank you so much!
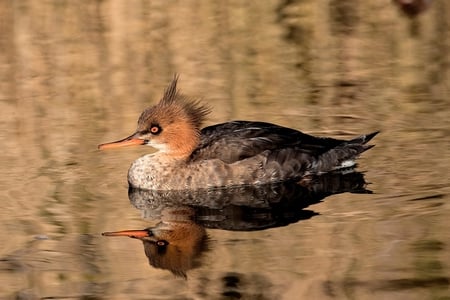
<box><xmin>98</xmin><ymin>75</ymin><xmax>210</xmax><ymax>158</ymax></box>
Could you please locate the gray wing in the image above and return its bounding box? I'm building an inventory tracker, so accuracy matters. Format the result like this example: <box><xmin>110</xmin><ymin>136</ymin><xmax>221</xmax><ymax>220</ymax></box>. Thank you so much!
<box><xmin>189</xmin><ymin>121</ymin><xmax>347</xmax><ymax>164</ymax></box>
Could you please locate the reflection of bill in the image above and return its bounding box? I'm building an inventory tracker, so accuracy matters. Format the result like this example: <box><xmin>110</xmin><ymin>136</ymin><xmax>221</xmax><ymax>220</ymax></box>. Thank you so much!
<box><xmin>102</xmin><ymin>207</ymin><xmax>209</xmax><ymax>278</ymax></box>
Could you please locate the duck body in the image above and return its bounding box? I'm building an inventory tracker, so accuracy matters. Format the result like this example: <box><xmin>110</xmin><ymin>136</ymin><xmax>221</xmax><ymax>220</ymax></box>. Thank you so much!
<box><xmin>99</xmin><ymin>76</ymin><xmax>378</xmax><ymax>191</ymax></box>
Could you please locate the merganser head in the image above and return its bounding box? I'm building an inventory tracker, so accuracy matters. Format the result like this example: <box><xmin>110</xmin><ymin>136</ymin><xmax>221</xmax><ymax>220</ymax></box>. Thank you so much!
<box><xmin>98</xmin><ymin>75</ymin><xmax>210</xmax><ymax>158</ymax></box>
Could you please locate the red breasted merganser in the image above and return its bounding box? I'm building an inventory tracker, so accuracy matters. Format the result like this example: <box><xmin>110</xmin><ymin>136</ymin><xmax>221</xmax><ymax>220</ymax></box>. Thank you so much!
<box><xmin>98</xmin><ymin>76</ymin><xmax>378</xmax><ymax>190</ymax></box>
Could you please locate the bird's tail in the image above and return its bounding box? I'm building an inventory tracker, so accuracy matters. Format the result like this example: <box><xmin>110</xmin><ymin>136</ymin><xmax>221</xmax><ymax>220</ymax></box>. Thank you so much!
<box><xmin>312</xmin><ymin>131</ymin><xmax>379</xmax><ymax>173</ymax></box>
<box><xmin>348</xmin><ymin>131</ymin><xmax>380</xmax><ymax>146</ymax></box>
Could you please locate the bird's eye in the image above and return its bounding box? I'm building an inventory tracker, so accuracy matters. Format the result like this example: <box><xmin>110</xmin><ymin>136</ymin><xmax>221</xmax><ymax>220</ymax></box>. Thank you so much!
<box><xmin>156</xmin><ymin>240</ymin><xmax>168</xmax><ymax>254</ymax></box>
<box><xmin>149</xmin><ymin>125</ymin><xmax>161</xmax><ymax>135</ymax></box>
<box><xmin>156</xmin><ymin>240</ymin><xmax>167</xmax><ymax>246</ymax></box>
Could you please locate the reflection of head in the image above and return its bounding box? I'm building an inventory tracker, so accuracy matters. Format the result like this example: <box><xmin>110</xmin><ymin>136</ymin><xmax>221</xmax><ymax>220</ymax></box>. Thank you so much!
<box><xmin>142</xmin><ymin>221</ymin><xmax>209</xmax><ymax>278</ymax></box>
<box><xmin>103</xmin><ymin>207</ymin><xmax>209</xmax><ymax>278</ymax></box>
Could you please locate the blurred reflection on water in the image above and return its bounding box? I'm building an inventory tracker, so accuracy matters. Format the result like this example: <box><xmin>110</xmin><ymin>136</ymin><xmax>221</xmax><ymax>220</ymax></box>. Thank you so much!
<box><xmin>103</xmin><ymin>172</ymin><xmax>369</xmax><ymax>278</ymax></box>
<box><xmin>0</xmin><ymin>0</ymin><xmax>449</xmax><ymax>299</ymax></box>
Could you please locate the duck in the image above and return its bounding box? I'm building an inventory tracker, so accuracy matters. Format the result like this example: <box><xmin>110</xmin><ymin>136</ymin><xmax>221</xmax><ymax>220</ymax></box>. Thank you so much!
<box><xmin>98</xmin><ymin>76</ymin><xmax>378</xmax><ymax>190</ymax></box>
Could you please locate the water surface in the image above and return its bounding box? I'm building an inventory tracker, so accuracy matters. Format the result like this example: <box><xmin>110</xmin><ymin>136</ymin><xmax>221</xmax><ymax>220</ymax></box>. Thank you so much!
<box><xmin>0</xmin><ymin>1</ymin><xmax>449</xmax><ymax>299</ymax></box>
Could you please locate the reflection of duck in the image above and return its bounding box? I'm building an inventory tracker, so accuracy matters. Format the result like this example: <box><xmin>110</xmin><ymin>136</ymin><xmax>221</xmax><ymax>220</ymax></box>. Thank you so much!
<box><xmin>103</xmin><ymin>207</ymin><xmax>208</xmax><ymax>278</ymax></box>
<box><xmin>129</xmin><ymin>171</ymin><xmax>370</xmax><ymax>231</ymax></box>
<box><xmin>103</xmin><ymin>172</ymin><xmax>369</xmax><ymax>276</ymax></box>
<box><xmin>98</xmin><ymin>76</ymin><xmax>378</xmax><ymax>190</ymax></box>
<box><xmin>393</xmin><ymin>0</ymin><xmax>432</xmax><ymax>17</ymax></box>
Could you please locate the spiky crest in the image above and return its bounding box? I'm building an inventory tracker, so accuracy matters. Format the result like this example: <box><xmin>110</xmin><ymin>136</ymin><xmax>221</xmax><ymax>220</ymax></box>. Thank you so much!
<box><xmin>147</xmin><ymin>75</ymin><xmax>210</xmax><ymax>129</ymax></box>
<box><xmin>160</xmin><ymin>74</ymin><xmax>180</xmax><ymax>106</ymax></box>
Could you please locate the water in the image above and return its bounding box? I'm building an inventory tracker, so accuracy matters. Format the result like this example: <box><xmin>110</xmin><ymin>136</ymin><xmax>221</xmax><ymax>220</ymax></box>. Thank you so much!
<box><xmin>1</xmin><ymin>1</ymin><xmax>449</xmax><ymax>299</ymax></box>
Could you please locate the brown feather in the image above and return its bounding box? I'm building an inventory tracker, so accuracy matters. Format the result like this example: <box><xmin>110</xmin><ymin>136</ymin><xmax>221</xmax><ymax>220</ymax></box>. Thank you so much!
<box><xmin>140</xmin><ymin>75</ymin><xmax>210</xmax><ymax>130</ymax></box>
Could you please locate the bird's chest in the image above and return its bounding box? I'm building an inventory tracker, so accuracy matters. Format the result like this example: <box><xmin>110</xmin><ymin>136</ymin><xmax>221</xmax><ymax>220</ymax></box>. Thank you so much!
<box><xmin>127</xmin><ymin>155</ymin><xmax>188</xmax><ymax>189</ymax></box>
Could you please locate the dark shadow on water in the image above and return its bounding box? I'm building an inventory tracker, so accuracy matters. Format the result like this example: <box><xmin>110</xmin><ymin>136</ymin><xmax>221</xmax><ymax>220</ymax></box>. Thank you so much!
<box><xmin>103</xmin><ymin>171</ymin><xmax>370</xmax><ymax>278</ymax></box>
<box><xmin>129</xmin><ymin>171</ymin><xmax>371</xmax><ymax>230</ymax></box>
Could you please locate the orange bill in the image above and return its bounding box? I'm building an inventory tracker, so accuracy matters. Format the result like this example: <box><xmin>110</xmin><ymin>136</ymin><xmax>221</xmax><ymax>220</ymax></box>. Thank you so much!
<box><xmin>102</xmin><ymin>229</ymin><xmax>150</xmax><ymax>239</ymax></box>
<box><xmin>98</xmin><ymin>133</ymin><xmax>145</xmax><ymax>150</ymax></box>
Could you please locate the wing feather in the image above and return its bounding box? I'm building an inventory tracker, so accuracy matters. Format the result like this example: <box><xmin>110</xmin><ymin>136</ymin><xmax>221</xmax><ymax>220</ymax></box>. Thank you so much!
<box><xmin>189</xmin><ymin>121</ymin><xmax>345</xmax><ymax>163</ymax></box>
